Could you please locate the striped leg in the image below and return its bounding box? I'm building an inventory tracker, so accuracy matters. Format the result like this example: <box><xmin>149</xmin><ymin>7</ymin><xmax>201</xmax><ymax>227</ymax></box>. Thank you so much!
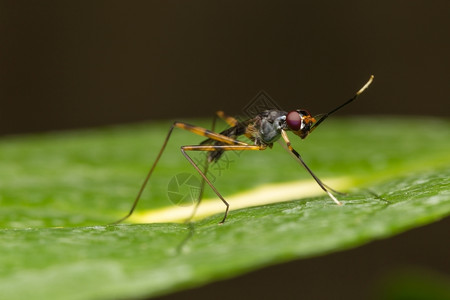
<box><xmin>280</xmin><ymin>130</ymin><xmax>342</xmax><ymax>205</ymax></box>
<box><xmin>192</xmin><ymin>113</ymin><xmax>222</xmax><ymax>223</ymax></box>
<box><xmin>110</xmin><ymin>121</ymin><xmax>260</xmax><ymax>225</ymax></box>
<box><xmin>192</xmin><ymin>111</ymin><xmax>239</xmax><ymax>223</ymax></box>
<box><xmin>188</xmin><ymin>111</ymin><xmax>254</xmax><ymax>223</ymax></box>
<box><xmin>216</xmin><ymin>110</ymin><xmax>239</xmax><ymax>127</ymax></box>
<box><xmin>181</xmin><ymin>144</ymin><xmax>265</xmax><ymax>224</ymax></box>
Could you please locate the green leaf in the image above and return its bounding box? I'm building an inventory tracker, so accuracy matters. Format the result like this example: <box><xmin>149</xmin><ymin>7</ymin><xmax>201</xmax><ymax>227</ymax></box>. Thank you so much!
<box><xmin>0</xmin><ymin>117</ymin><xmax>449</xmax><ymax>300</ymax></box>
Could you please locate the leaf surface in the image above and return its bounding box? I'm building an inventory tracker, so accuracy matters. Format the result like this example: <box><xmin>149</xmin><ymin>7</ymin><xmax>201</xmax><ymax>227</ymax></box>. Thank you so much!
<box><xmin>0</xmin><ymin>117</ymin><xmax>449</xmax><ymax>299</ymax></box>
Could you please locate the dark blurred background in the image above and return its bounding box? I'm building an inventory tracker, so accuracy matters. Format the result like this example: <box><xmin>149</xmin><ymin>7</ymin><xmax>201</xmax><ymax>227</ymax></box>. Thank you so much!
<box><xmin>1</xmin><ymin>1</ymin><xmax>449</xmax><ymax>299</ymax></box>
<box><xmin>1</xmin><ymin>1</ymin><xmax>449</xmax><ymax>136</ymax></box>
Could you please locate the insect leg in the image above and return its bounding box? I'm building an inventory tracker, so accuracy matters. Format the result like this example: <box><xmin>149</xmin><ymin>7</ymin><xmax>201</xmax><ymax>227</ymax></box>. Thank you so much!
<box><xmin>110</xmin><ymin>124</ymin><xmax>177</xmax><ymax>224</ymax></box>
<box><xmin>176</xmin><ymin>122</ymin><xmax>248</xmax><ymax>146</ymax></box>
<box><xmin>188</xmin><ymin>114</ymin><xmax>221</xmax><ymax>223</ymax></box>
<box><xmin>277</xmin><ymin>140</ymin><xmax>346</xmax><ymax>196</ymax></box>
<box><xmin>111</xmin><ymin>122</ymin><xmax>257</xmax><ymax>225</ymax></box>
<box><xmin>280</xmin><ymin>130</ymin><xmax>342</xmax><ymax>205</ymax></box>
<box><xmin>181</xmin><ymin>144</ymin><xmax>264</xmax><ymax>224</ymax></box>
<box><xmin>188</xmin><ymin>111</ymin><xmax>243</xmax><ymax>222</ymax></box>
<box><xmin>216</xmin><ymin>110</ymin><xmax>239</xmax><ymax>127</ymax></box>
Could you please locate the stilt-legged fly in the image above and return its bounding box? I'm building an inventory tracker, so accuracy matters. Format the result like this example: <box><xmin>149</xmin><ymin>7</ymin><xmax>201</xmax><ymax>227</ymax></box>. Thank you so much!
<box><xmin>112</xmin><ymin>75</ymin><xmax>374</xmax><ymax>224</ymax></box>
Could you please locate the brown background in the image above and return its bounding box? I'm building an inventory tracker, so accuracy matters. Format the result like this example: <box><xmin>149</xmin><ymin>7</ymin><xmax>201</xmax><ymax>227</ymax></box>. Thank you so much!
<box><xmin>1</xmin><ymin>1</ymin><xmax>449</xmax><ymax>299</ymax></box>
<box><xmin>1</xmin><ymin>1</ymin><xmax>449</xmax><ymax>136</ymax></box>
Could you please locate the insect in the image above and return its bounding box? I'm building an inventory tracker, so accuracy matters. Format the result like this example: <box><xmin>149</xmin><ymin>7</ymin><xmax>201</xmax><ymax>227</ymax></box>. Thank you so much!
<box><xmin>112</xmin><ymin>75</ymin><xmax>374</xmax><ymax>225</ymax></box>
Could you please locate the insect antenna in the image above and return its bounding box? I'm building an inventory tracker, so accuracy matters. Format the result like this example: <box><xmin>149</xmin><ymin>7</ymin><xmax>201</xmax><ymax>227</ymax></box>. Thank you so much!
<box><xmin>310</xmin><ymin>75</ymin><xmax>374</xmax><ymax>132</ymax></box>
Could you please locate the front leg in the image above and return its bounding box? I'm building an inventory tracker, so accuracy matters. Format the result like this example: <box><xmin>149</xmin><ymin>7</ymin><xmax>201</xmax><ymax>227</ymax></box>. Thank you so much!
<box><xmin>280</xmin><ymin>130</ymin><xmax>342</xmax><ymax>205</ymax></box>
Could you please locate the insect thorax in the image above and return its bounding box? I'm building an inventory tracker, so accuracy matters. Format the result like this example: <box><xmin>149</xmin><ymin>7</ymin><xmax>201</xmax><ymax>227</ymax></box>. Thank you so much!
<box><xmin>257</xmin><ymin>110</ymin><xmax>288</xmax><ymax>144</ymax></box>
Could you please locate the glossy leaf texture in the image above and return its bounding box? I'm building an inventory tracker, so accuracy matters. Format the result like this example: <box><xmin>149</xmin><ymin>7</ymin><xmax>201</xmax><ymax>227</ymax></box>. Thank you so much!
<box><xmin>0</xmin><ymin>117</ymin><xmax>449</xmax><ymax>299</ymax></box>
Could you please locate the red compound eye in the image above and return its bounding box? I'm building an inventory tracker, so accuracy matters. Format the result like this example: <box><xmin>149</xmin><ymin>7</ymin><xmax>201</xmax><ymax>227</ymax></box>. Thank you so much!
<box><xmin>286</xmin><ymin>111</ymin><xmax>302</xmax><ymax>131</ymax></box>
